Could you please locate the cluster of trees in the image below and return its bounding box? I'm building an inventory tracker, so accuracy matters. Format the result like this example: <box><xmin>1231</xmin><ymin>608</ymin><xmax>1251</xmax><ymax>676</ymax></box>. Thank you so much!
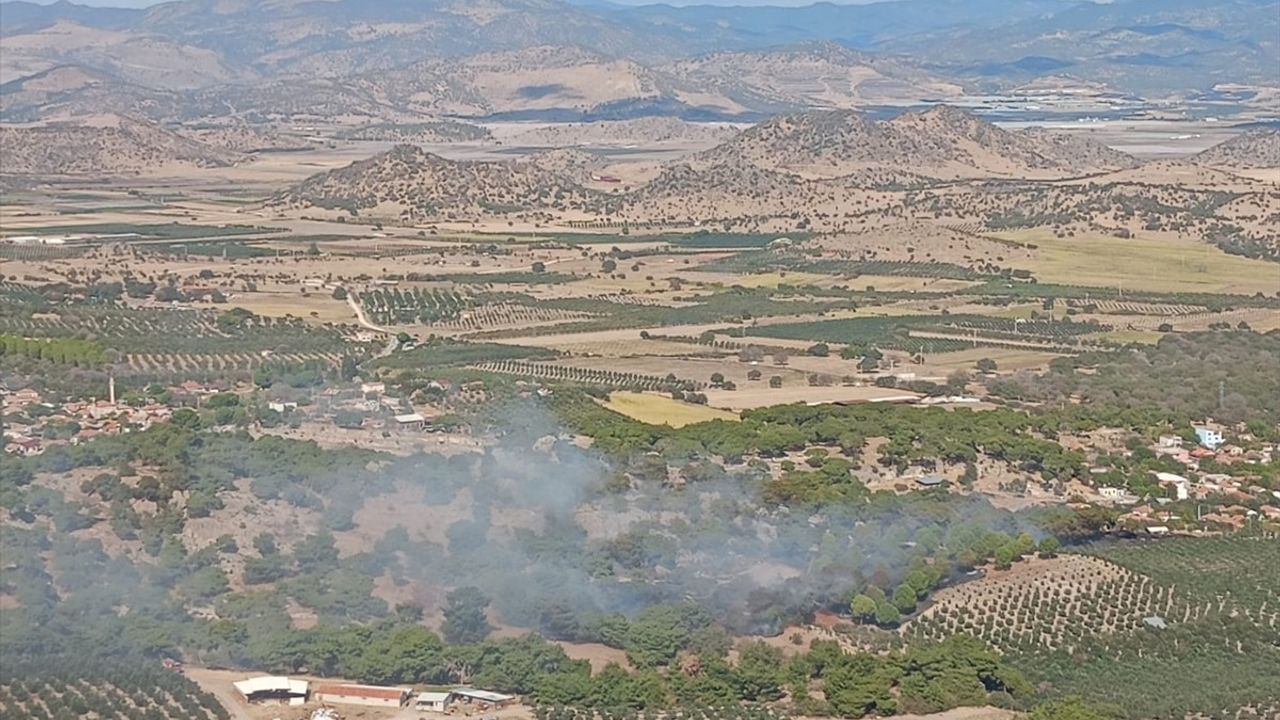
<box><xmin>0</xmin><ymin>334</ymin><xmax>107</xmax><ymax>367</ymax></box>
<box><xmin>560</xmin><ymin>392</ymin><xmax>1099</xmax><ymax>485</ymax></box>
<box><xmin>989</xmin><ymin>331</ymin><xmax>1280</xmax><ymax>424</ymax></box>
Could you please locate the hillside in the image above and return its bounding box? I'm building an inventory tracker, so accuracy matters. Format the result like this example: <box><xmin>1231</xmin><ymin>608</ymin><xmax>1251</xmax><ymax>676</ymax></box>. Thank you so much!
<box><xmin>0</xmin><ymin>115</ymin><xmax>241</xmax><ymax>175</ymax></box>
<box><xmin>1195</xmin><ymin>129</ymin><xmax>1280</xmax><ymax>169</ymax></box>
<box><xmin>508</xmin><ymin>117</ymin><xmax>740</xmax><ymax>147</ymax></box>
<box><xmin>0</xmin><ymin>19</ymin><xmax>243</xmax><ymax>90</ymax></box>
<box><xmin>0</xmin><ymin>64</ymin><xmax>182</xmax><ymax>122</ymax></box>
<box><xmin>0</xmin><ymin>0</ymin><xmax>1270</xmax><ymax>125</ymax></box>
<box><xmin>271</xmin><ymin>144</ymin><xmax>608</xmax><ymax>220</ymax></box>
<box><xmin>659</xmin><ymin>42</ymin><xmax>963</xmax><ymax>112</ymax></box>
<box><xmin>695</xmin><ymin>106</ymin><xmax>1137</xmax><ymax>180</ymax></box>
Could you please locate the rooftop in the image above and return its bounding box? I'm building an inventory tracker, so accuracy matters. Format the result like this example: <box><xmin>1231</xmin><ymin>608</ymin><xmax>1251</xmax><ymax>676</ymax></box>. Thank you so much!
<box><xmin>314</xmin><ymin>684</ymin><xmax>411</xmax><ymax>700</ymax></box>
<box><xmin>233</xmin><ymin>676</ymin><xmax>309</xmax><ymax>696</ymax></box>
<box><xmin>453</xmin><ymin>688</ymin><xmax>516</xmax><ymax>702</ymax></box>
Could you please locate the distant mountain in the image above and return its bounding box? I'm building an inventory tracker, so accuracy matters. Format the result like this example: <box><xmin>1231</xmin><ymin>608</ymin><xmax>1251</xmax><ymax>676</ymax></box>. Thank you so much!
<box><xmin>598</xmin><ymin>0</ymin><xmax>1076</xmax><ymax>51</ymax></box>
<box><xmin>0</xmin><ymin>1</ymin><xmax>142</xmax><ymax>36</ymax></box>
<box><xmin>886</xmin><ymin>0</ymin><xmax>1280</xmax><ymax>94</ymax></box>
<box><xmin>1195</xmin><ymin>129</ymin><xmax>1280</xmax><ymax>169</ymax></box>
<box><xmin>0</xmin><ymin>64</ymin><xmax>181</xmax><ymax>121</ymax></box>
<box><xmin>0</xmin><ymin>19</ymin><xmax>246</xmax><ymax>89</ymax></box>
<box><xmin>657</xmin><ymin>42</ymin><xmax>962</xmax><ymax>114</ymax></box>
<box><xmin>0</xmin><ymin>0</ymin><xmax>1272</xmax><ymax>101</ymax></box>
<box><xmin>0</xmin><ymin>114</ymin><xmax>241</xmax><ymax>176</ymax></box>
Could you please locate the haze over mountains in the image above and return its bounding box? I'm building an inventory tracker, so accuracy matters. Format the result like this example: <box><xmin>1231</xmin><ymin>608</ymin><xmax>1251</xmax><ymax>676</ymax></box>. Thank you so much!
<box><xmin>1</xmin><ymin>0</ymin><xmax>1276</xmax><ymax>125</ymax></box>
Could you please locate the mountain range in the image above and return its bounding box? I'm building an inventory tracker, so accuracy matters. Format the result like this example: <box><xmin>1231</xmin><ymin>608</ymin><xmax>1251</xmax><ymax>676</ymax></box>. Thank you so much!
<box><xmin>0</xmin><ymin>0</ymin><xmax>1275</xmax><ymax>124</ymax></box>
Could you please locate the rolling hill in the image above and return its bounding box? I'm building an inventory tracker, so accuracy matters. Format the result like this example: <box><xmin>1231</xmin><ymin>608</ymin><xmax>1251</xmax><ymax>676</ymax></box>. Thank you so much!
<box><xmin>271</xmin><ymin>144</ymin><xmax>610</xmax><ymax>220</ymax></box>
<box><xmin>1195</xmin><ymin>129</ymin><xmax>1280</xmax><ymax>169</ymax></box>
<box><xmin>694</xmin><ymin>106</ymin><xmax>1138</xmax><ymax>180</ymax></box>
<box><xmin>0</xmin><ymin>114</ymin><xmax>241</xmax><ymax>176</ymax></box>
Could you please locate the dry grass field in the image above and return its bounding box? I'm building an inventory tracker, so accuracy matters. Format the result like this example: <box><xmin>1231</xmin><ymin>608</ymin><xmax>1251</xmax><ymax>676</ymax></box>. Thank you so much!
<box><xmin>996</xmin><ymin>230</ymin><xmax>1280</xmax><ymax>295</ymax></box>
<box><xmin>605</xmin><ymin>391</ymin><xmax>740</xmax><ymax>426</ymax></box>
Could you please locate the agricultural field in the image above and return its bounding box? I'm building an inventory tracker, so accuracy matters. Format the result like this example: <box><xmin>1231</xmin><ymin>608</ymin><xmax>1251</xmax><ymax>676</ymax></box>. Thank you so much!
<box><xmin>469</xmin><ymin>360</ymin><xmax>701</xmax><ymax>391</ymax></box>
<box><xmin>994</xmin><ymin>230</ymin><xmax>1280</xmax><ymax>295</ymax></box>
<box><xmin>743</xmin><ymin>314</ymin><xmax>1106</xmax><ymax>353</ymax></box>
<box><xmin>910</xmin><ymin>537</ymin><xmax>1280</xmax><ymax>718</ymax></box>
<box><xmin>0</xmin><ymin>661</ymin><xmax>228</xmax><ymax>720</ymax></box>
<box><xmin>3</xmin><ymin>105</ymin><xmax>1280</xmax><ymax>720</ymax></box>
<box><xmin>604</xmin><ymin>391</ymin><xmax>740</xmax><ymax>427</ymax></box>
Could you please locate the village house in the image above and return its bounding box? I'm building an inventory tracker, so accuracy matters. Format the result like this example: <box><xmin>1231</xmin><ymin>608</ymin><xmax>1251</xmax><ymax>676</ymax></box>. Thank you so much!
<box><xmin>1154</xmin><ymin>472</ymin><xmax>1191</xmax><ymax>501</ymax></box>
<box><xmin>3</xmin><ymin>387</ymin><xmax>42</xmax><ymax>409</ymax></box>
<box><xmin>1194</xmin><ymin>423</ymin><xmax>1225</xmax><ymax>449</ymax></box>
<box><xmin>4</xmin><ymin>436</ymin><xmax>44</xmax><ymax>456</ymax></box>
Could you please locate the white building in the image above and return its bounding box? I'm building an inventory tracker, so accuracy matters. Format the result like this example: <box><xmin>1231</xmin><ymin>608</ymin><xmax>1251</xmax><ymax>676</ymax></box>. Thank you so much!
<box><xmin>1194</xmin><ymin>424</ymin><xmax>1224</xmax><ymax>449</ymax></box>
<box><xmin>1154</xmin><ymin>472</ymin><xmax>1190</xmax><ymax>501</ymax></box>
<box><xmin>415</xmin><ymin>691</ymin><xmax>452</xmax><ymax>713</ymax></box>
<box><xmin>233</xmin><ymin>676</ymin><xmax>309</xmax><ymax>706</ymax></box>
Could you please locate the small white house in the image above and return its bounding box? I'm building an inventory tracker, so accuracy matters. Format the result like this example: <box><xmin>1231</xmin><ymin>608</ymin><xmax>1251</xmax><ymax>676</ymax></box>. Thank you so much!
<box><xmin>1154</xmin><ymin>472</ymin><xmax>1190</xmax><ymax>501</ymax></box>
<box><xmin>415</xmin><ymin>692</ymin><xmax>452</xmax><ymax>713</ymax></box>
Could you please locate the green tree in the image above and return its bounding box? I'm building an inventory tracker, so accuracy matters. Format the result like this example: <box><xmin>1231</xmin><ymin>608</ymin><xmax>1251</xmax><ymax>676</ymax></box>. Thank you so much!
<box><xmin>874</xmin><ymin>601</ymin><xmax>901</xmax><ymax>627</ymax></box>
<box><xmin>850</xmin><ymin>593</ymin><xmax>877</xmax><ymax>622</ymax></box>
<box><xmin>892</xmin><ymin>584</ymin><xmax>918</xmax><ymax>614</ymax></box>
<box><xmin>442</xmin><ymin>586</ymin><xmax>492</xmax><ymax>644</ymax></box>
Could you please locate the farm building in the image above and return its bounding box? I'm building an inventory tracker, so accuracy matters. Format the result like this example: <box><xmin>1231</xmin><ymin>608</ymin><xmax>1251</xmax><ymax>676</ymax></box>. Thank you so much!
<box><xmin>450</xmin><ymin>688</ymin><xmax>517</xmax><ymax>710</ymax></box>
<box><xmin>233</xmin><ymin>676</ymin><xmax>309</xmax><ymax>706</ymax></box>
<box><xmin>915</xmin><ymin>474</ymin><xmax>946</xmax><ymax>487</ymax></box>
<box><xmin>415</xmin><ymin>691</ymin><xmax>452</xmax><ymax>712</ymax></box>
<box><xmin>313</xmin><ymin>683</ymin><xmax>412</xmax><ymax>708</ymax></box>
<box><xmin>394</xmin><ymin>412</ymin><xmax>428</xmax><ymax>430</ymax></box>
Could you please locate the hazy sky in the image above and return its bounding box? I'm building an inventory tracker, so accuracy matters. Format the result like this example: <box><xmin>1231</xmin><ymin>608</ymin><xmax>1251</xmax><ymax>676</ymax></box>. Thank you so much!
<box><xmin>13</xmin><ymin>0</ymin><xmax>894</xmax><ymax>6</ymax></box>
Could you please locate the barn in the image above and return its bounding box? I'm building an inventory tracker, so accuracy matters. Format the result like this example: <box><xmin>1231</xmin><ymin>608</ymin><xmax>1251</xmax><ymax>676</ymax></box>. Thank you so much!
<box><xmin>451</xmin><ymin>688</ymin><xmax>517</xmax><ymax>710</ymax></box>
<box><xmin>232</xmin><ymin>676</ymin><xmax>309</xmax><ymax>706</ymax></box>
<box><xmin>313</xmin><ymin>683</ymin><xmax>412</xmax><ymax>708</ymax></box>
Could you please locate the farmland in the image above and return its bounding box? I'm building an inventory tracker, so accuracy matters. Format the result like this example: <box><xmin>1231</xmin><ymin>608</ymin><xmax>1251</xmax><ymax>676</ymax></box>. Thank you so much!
<box><xmin>2</xmin><ymin>91</ymin><xmax>1280</xmax><ymax>720</ymax></box>
<box><xmin>604</xmin><ymin>391</ymin><xmax>740</xmax><ymax>427</ymax></box>
<box><xmin>0</xmin><ymin>660</ymin><xmax>229</xmax><ymax>720</ymax></box>
<box><xmin>910</xmin><ymin>537</ymin><xmax>1280</xmax><ymax>718</ymax></box>
<box><xmin>995</xmin><ymin>230</ymin><xmax>1280</xmax><ymax>295</ymax></box>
